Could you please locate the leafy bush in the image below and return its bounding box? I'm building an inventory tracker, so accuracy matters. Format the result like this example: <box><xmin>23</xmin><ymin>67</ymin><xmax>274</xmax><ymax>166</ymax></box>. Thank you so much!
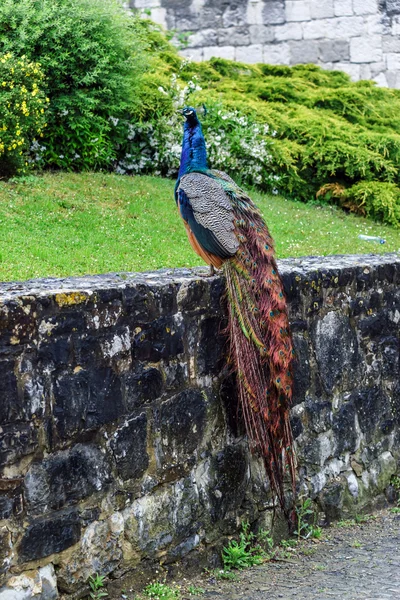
<box><xmin>0</xmin><ymin>0</ymin><xmax>147</xmax><ymax>170</ymax></box>
<box><xmin>0</xmin><ymin>52</ymin><xmax>47</xmax><ymax>176</ymax></box>
<box><xmin>120</xmin><ymin>32</ymin><xmax>400</xmax><ymax>225</ymax></box>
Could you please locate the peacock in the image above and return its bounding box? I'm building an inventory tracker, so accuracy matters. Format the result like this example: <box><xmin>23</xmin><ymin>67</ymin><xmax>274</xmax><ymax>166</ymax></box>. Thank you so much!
<box><xmin>175</xmin><ymin>106</ymin><xmax>296</xmax><ymax>521</ymax></box>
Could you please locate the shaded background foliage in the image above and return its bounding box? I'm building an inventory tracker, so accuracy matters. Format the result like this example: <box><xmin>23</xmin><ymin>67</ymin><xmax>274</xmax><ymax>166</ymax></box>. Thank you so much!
<box><xmin>1</xmin><ymin>0</ymin><xmax>400</xmax><ymax>226</ymax></box>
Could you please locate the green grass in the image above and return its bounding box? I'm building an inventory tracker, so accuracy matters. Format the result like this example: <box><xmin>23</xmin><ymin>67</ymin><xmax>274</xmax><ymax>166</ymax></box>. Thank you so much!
<box><xmin>1</xmin><ymin>172</ymin><xmax>399</xmax><ymax>282</ymax></box>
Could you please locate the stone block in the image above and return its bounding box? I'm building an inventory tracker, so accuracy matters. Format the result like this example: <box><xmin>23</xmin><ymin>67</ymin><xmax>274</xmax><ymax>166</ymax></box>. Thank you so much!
<box><xmin>332</xmin><ymin>401</ymin><xmax>358</xmax><ymax>454</ymax></box>
<box><xmin>312</xmin><ymin>312</ymin><xmax>359</xmax><ymax>394</ymax></box>
<box><xmin>0</xmin><ymin>565</ymin><xmax>58</xmax><ymax>600</ymax></box>
<box><xmin>262</xmin><ymin>0</ymin><xmax>286</xmax><ymax>25</ymax></box>
<box><xmin>202</xmin><ymin>45</ymin><xmax>235</xmax><ymax>61</ymax></box>
<box><xmin>209</xmin><ymin>445</ymin><xmax>249</xmax><ymax>522</ymax></box>
<box><xmin>303</xmin><ymin>16</ymin><xmax>365</xmax><ymax>39</ymax></box>
<box><xmin>387</xmin><ymin>0</ymin><xmax>400</xmax><ymax>13</ymax></box>
<box><xmin>0</xmin><ymin>527</ymin><xmax>12</xmax><ymax>576</ymax></box>
<box><xmin>0</xmin><ymin>422</ymin><xmax>37</xmax><ymax>467</ymax></box>
<box><xmin>179</xmin><ymin>48</ymin><xmax>204</xmax><ymax>62</ymax></box>
<box><xmin>290</xmin><ymin>40</ymin><xmax>319</xmax><ymax>64</ymax></box>
<box><xmin>217</xmin><ymin>27</ymin><xmax>250</xmax><ymax>47</ymax></box>
<box><xmin>310</xmin><ymin>0</ymin><xmax>334</xmax><ymax>19</ymax></box>
<box><xmin>132</xmin><ymin>316</ymin><xmax>184</xmax><ymax>362</ymax></box>
<box><xmin>53</xmin><ymin>367</ymin><xmax>124</xmax><ymax>440</ymax></box>
<box><xmin>374</xmin><ymin>72</ymin><xmax>389</xmax><ymax>87</ymax></box>
<box><xmin>319</xmin><ymin>39</ymin><xmax>350</xmax><ymax>62</ymax></box>
<box><xmin>387</xmin><ymin>52</ymin><xmax>400</xmax><ymax>70</ymax></box>
<box><xmin>187</xmin><ymin>28</ymin><xmax>217</xmax><ymax>49</ymax></box>
<box><xmin>235</xmin><ymin>44</ymin><xmax>263</xmax><ymax>63</ymax></box>
<box><xmin>334</xmin><ymin>62</ymin><xmax>361</xmax><ymax>80</ymax></box>
<box><xmin>19</xmin><ymin>510</ymin><xmax>81</xmax><ymax>562</ymax></box>
<box><xmin>353</xmin><ymin>0</ymin><xmax>379</xmax><ymax>15</ymax></box>
<box><xmin>334</xmin><ymin>0</ymin><xmax>353</xmax><ymax>15</ymax></box>
<box><xmin>0</xmin><ymin>360</ymin><xmax>20</xmax><ymax>423</ymax></box>
<box><xmin>273</xmin><ymin>22</ymin><xmax>303</xmax><ymax>41</ymax></box>
<box><xmin>352</xmin><ymin>386</ymin><xmax>392</xmax><ymax>442</ymax></box>
<box><xmin>249</xmin><ymin>24</ymin><xmax>275</xmax><ymax>43</ymax></box>
<box><xmin>359</xmin><ymin>64</ymin><xmax>372</xmax><ymax>79</ymax></box>
<box><xmin>382</xmin><ymin>35</ymin><xmax>400</xmax><ymax>52</ymax></box>
<box><xmin>24</xmin><ymin>444</ymin><xmax>111</xmax><ymax>514</ymax></box>
<box><xmin>350</xmin><ymin>35</ymin><xmax>382</xmax><ymax>62</ymax></box>
<box><xmin>222</xmin><ymin>4</ymin><xmax>247</xmax><ymax>28</ymax></box>
<box><xmin>123</xmin><ymin>366</ymin><xmax>163</xmax><ymax>410</ymax></box>
<box><xmin>285</xmin><ymin>1</ymin><xmax>311</xmax><ymax>22</ymax></box>
<box><xmin>305</xmin><ymin>400</ymin><xmax>333</xmax><ymax>434</ymax></box>
<box><xmin>262</xmin><ymin>42</ymin><xmax>291</xmax><ymax>65</ymax></box>
<box><xmin>291</xmin><ymin>333</ymin><xmax>311</xmax><ymax>406</ymax></box>
<box><xmin>110</xmin><ymin>414</ymin><xmax>149</xmax><ymax>481</ymax></box>
<box><xmin>155</xmin><ymin>389</ymin><xmax>207</xmax><ymax>471</ymax></box>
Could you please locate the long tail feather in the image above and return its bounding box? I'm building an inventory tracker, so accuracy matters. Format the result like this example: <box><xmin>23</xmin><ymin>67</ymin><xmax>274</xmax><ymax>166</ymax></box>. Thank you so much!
<box><xmin>223</xmin><ymin>208</ymin><xmax>296</xmax><ymax>521</ymax></box>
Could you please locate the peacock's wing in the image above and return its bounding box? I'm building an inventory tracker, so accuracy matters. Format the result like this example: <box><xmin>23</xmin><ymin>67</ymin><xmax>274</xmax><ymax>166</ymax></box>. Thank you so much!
<box><xmin>177</xmin><ymin>171</ymin><xmax>240</xmax><ymax>259</ymax></box>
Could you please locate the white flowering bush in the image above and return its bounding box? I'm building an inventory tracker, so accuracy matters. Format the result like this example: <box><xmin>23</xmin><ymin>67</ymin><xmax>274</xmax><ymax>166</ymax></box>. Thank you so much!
<box><xmin>114</xmin><ymin>71</ymin><xmax>281</xmax><ymax>192</ymax></box>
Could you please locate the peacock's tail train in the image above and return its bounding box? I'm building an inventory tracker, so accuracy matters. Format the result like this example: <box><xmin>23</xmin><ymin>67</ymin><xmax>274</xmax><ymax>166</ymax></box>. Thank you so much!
<box><xmin>223</xmin><ymin>205</ymin><xmax>296</xmax><ymax>520</ymax></box>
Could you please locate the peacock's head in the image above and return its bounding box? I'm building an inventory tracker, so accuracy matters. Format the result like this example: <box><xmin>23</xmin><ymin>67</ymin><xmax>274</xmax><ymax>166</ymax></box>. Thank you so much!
<box><xmin>178</xmin><ymin>106</ymin><xmax>199</xmax><ymax>125</ymax></box>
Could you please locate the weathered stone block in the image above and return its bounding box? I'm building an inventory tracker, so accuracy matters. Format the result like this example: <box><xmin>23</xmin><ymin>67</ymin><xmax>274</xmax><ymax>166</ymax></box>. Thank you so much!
<box><xmin>261</xmin><ymin>0</ymin><xmax>286</xmax><ymax>25</ymax></box>
<box><xmin>382</xmin><ymin>35</ymin><xmax>400</xmax><ymax>52</ymax></box>
<box><xmin>334</xmin><ymin>0</ymin><xmax>353</xmax><ymax>16</ymax></box>
<box><xmin>217</xmin><ymin>26</ymin><xmax>250</xmax><ymax>47</ymax></box>
<box><xmin>351</xmin><ymin>34</ymin><xmax>383</xmax><ymax>63</ymax></box>
<box><xmin>187</xmin><ymin>28</ymin><xmax>218</xmax><ymax>49</ymax></box>
<box><xmin>222</xmin><ymin>3</ymin><xmax>247</xmax><ymax>28</ymax></box>
<box><xmin>155</xmin><ymin>389</ymin><xmax>207</xmax><ymax>471</ymax></box>
<box><xmin>209</xmin><ymin>445</ymin><xmax>249</xmax><ymax>522</ymax></box>
<box><xmin>53</xmin><ymin>368</ymin><xmax>124</xmax><ymax>440</ymax></box>
<box><xmin>387</xmin><ymin>52</ymin><xmax>400</xmax><ymax>70</ymax></box>
<box><xmin>197</xmin><ymin>317</ymin><xmax>225</xmax><ymax>376</ymax></box>
<box><xmin>303</xmin><ymin>16</ymin><xmax>365</xmax><ymax>39</ymax></box>
<box><xmin>312</xmin><ymin>312</ymin><xmax>358</xmax><ymax>394</ymax></box>
<box><xmin>123</xmin><ymin>366</ymin><xmax>163</xmax><ymax>410</ymax></box>
<box><xmin>305</xmin><ymin>400</ymin><xmax>333</xmax><ymax>434</ymax></box>
<box><xmin>290</xmin><ymin>40</ymin><xmax>319</xmax><ymax>63</ymax></box>
<box><xmin>24</xmin><ymin>444</ymin><xmax>111</xmax><ymax>514</ymax></box>
<box><xmin>0</xmin><ymin>360</ymin><xmax>20</xmax><ymax>423</ymax></box>
<box><xmin>133</xmin><ymin>316</ymin><xmax>184</xmax><ymax>362</ymax></box>
<box><xmin>19</xmin><ymin>511</ymin><xmax>81</xmax><ymax>562</ymax></box>
<box><xmin>249</xmin><ymin>24</ymin><xmax>275</xmax><ymax>44</ymax></box>
<box><xmin>0</xmin><ymin>422</ymin><xmax>37</xmax><ymax>467</ymax></box>
<box><xmin>332</xmin><ymin>401</ymin><xmax>358</xmax><ymax>454</ymax></box>
<box><xmin>310</xmin><ymin>0</ymin><xmax>334</xmax><ymax>19</ymax></box>
<box><xmin>286</xmin><ymin>1</ymin><xmax>311</xmax><ymax>22</ymax></box>
<box><xmin>203</xmin><ymin>46</ymin><xmax>235</xmax><ymax>60</ymax></box>
<box><xmin>333</xmin><ymin>62</ymin><xmax>361</xmax><ymax>80</ymax></box>
<box><xmin>0</xmin><ymin>565</ymin><xmax>58</xmax><ymax>600</ymax></box>
<box><xmin>273</xmin><ymin>22</ymin><xmax>303</xmax><ymax>41</ymax></box>
<box><xmin>110</xmin><ymin>414</ymin><xmax>149</xmax><ymax>481</ymax></box>
<box><xmin>352</xmin><ymin>386</ymin><xmax>392</xmax><ymax>442</ymax></box>
<box><xmin>319</xmin><ymin>39</ymin><xmax>350</xmax><ymax>62</ymax></box>
<box><xmin>262</xmin><ymin>42</ymin><xmax>291</xmax><ymax>65</ymax></box>
<box><xmin>235</xmin><ymin>44</ymin><xmax>263</xmax><ymax>63</ymax></box>
<box><xmin>353</xmin><ymin>0</ymin><xmax>379</xmax><ymax>15</ymax></box>
<box><xmin>386</xmin><ymin>0</ymin><xmax>400</xmax><ymax>13</ymax></box>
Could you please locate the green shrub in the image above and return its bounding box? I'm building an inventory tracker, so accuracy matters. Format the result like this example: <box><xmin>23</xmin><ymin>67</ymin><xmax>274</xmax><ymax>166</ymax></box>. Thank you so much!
<box><xmin>0</xmin><ymin>52</ymin><xmax>47</xmax><ymax>176</ymax></box>
<box><xmin>0</xmin><ymin>0</ymin><xmax>147</xmax><ymax>170</ymax></box>
<box><xmin>343</xmin><ymin>181</ymin><xmax>400</xmax><ymax>227</ymax></box>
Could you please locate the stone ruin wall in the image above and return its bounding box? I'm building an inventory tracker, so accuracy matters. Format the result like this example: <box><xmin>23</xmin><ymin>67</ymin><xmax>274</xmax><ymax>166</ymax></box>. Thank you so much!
<box><xmin>128</xmin><ymin>0</ymin><xmax>400</xmax><ymax>88</ymax></box>
<box><xmin>0</xmin><ymin>254</ymin><xmax>399</xmax><ymax>598</ymax></box>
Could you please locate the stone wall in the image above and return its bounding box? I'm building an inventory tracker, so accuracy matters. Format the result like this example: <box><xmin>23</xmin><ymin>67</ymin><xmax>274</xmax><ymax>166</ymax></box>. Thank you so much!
<box><xmin>0</xmin><ymin>254</ymin><xmax>399</xmax><ymax>599</ymax></box>
<box><xmin>128</xmin><ymin>0</ymin><xmax>400</xmax><ymax>88</ymax></box>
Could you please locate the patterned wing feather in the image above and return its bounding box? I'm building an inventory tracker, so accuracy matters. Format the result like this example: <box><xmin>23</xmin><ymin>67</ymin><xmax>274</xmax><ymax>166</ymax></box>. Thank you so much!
<box><xmin>177</xmin><ymin>172</ymin><xmax>240</xmax><ymax>258</ymax></box>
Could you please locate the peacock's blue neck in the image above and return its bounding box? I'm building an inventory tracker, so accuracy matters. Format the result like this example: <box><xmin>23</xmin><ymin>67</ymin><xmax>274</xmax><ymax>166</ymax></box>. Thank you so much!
<box><xmin>178</xmin><ymin>119</ymin><xmax>208</xmax><ymax>180</ymax></box>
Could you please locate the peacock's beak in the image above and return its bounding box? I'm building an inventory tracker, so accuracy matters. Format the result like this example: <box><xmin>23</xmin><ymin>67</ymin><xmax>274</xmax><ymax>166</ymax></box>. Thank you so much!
<box><xmin>177</xmin><ymin>108</ymin><xmax>185</xmax><ymax>115</ymax></box>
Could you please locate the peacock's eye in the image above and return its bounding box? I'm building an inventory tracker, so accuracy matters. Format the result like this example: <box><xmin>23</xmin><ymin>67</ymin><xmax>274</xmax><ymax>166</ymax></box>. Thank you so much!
<box><xmin>186</xmin><ymin>110</ymin><xmax>193</xmax><ymax>115</ymax></box>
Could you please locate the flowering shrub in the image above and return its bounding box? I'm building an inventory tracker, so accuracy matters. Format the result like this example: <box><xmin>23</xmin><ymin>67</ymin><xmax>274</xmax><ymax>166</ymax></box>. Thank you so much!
<box><xmin>0</xmin><ymin>0</ymin><xmax>147</xmax><ymax>171</ymax></box>
<box><xmin>0</xmin><ymin>53</ymin><xmax>47</xmax><ymax>176</ymax></box>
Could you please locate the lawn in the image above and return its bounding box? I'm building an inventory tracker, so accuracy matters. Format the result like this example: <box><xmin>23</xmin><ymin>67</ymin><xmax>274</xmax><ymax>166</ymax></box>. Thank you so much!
<box><xmin>0</xmin><ymin>172</ymin><xmax>399</xmax><ymax>282</ymax></box>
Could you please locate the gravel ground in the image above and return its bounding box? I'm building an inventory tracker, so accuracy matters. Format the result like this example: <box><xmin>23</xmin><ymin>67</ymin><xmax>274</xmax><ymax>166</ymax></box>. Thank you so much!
<box><xmin>109</xmin><ymin>509</ymin><xmax>400</xmax><ymax>600</ymax></box>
